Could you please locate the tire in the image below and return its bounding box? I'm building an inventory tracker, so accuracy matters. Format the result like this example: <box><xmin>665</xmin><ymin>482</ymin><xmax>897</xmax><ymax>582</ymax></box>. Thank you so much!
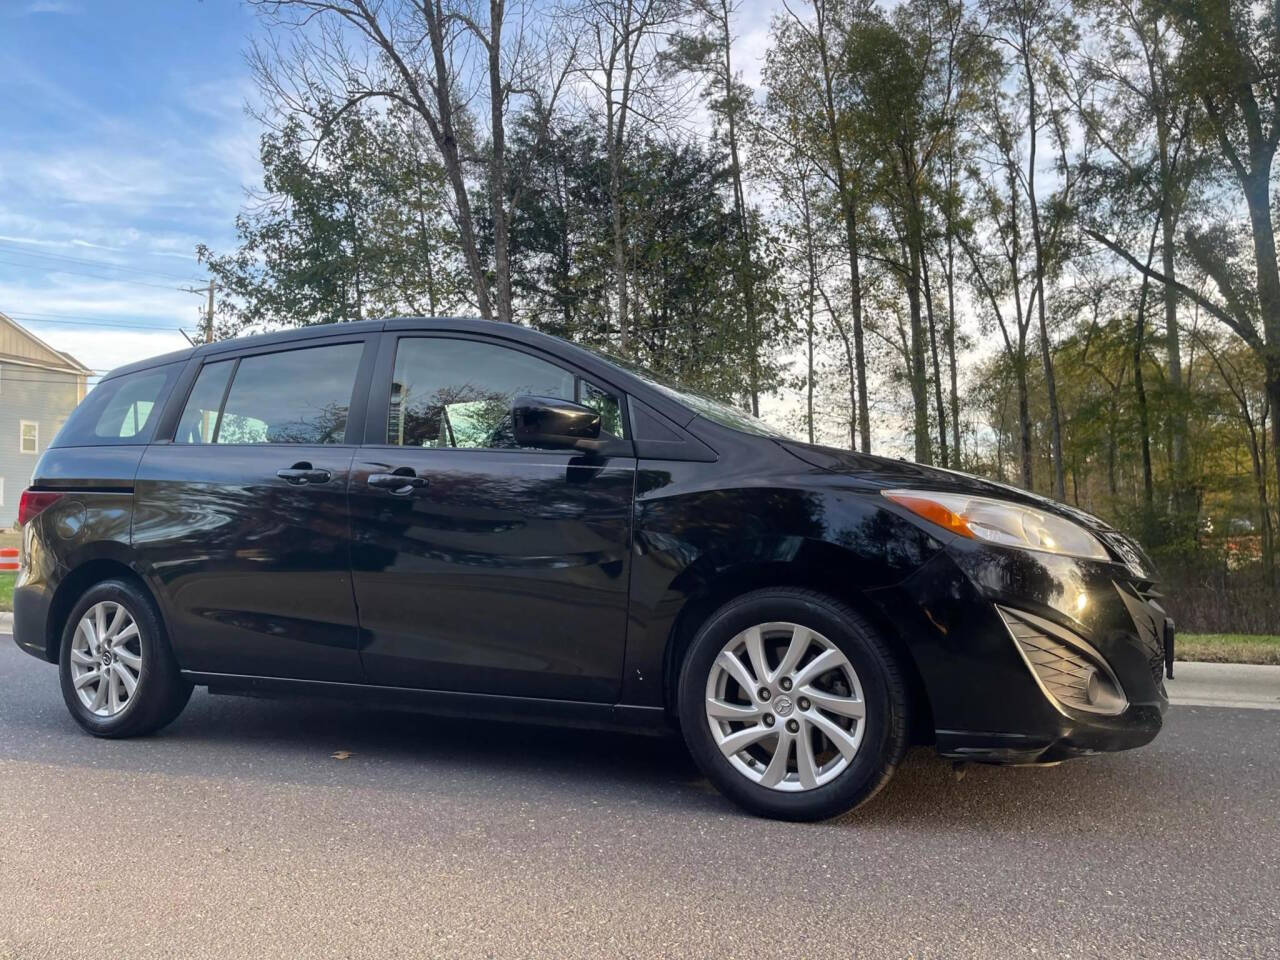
<box><xmin>58</xmin><ymin>578</ymin><xmax>192</xmax><ymax>738</ymax></box>
<box><xmin>677</xmin><ymin>588</ymin><xmax>909</xmax><ymax>821</ymax></box>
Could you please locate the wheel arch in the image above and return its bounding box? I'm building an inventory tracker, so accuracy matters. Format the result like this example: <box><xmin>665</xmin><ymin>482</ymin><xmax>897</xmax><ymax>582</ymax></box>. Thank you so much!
<box><xmin>43</xmin><ymin>553</ymin><xmax>157</xmax><ymax>664</ymax></box>
<box><xmin>660</xmin><ymin>556</ymin><xmax>935</xmax><ymax>744</ymax></box>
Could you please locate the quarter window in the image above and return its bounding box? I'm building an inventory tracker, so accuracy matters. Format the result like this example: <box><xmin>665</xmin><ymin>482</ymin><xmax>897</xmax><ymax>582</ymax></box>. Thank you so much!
<box><xmin>387</xmin><ymin>338</ymin><xmax>624</xmax><ymax>449</ymax></box>
<box><xmin>177</xmin><ymin>343</ymin><xmax>362</xmax><ymax>445</ymax></box>
<box><xmin>52</xmin><ymin>365</ymin><xmax>181</xmax><ymax>448</ymax></box>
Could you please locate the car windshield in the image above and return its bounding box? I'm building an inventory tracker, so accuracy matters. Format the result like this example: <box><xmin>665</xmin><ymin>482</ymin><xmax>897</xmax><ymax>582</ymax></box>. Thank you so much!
<box><xmin>582</xmin><ymin>345</ymin><xmax>788</xmax><ymax>440</ymax></box>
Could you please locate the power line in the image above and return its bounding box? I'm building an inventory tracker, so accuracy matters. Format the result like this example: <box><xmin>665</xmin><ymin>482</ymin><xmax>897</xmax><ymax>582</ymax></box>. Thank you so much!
<box><xmin>0</xmin><ymin>242</ymin><xmax>206</xmax><ymax>283</ymax></box>
<box><xmin>3</xmin><ymin>312</ymin><xmax>186</xmax><ymax>327</ymax></box>
<box><xmin>4</xmin><ymin>312</ymin><xmax>189</xmax><ymax>332</ymax></box>
<box><xmin>0</xmin><ymin>257</ymin><xmax>204</xmax><ymax>292</ymax></box>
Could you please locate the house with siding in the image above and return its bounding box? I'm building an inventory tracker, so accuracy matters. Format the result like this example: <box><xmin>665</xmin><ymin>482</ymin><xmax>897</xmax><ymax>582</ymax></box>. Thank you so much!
<box><xmin>0</xmin><ymin>312</ymin><xmax>91</xmax><ymax>527</ymax></box>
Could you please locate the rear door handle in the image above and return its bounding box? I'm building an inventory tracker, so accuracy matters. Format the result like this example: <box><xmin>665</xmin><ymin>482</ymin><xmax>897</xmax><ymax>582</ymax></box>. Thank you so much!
<box><xmin>368</xmin><ymin>470</ymin><xmax>429</xmax><ymax>495</ymax></box>
<box><xmin>277</xmin><ymin>463</ymin><xmax>333</xmax><ymax>485</ymax></box>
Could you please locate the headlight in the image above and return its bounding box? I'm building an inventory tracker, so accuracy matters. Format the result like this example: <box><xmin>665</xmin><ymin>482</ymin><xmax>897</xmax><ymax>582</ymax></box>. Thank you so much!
<box><xmin>883</xmin><ymin>489</ymin><xmax>1109</xmax><ymax>562</ymax></box>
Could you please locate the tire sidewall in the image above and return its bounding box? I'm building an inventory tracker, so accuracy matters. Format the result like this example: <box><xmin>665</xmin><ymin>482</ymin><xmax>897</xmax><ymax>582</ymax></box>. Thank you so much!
<box><xmin>58</xmin><ymin>579</ymin><xmax>164</xmax><ymax>737</ymax></box>
<box><xmin>678</xmin><ymin>591</ymin><xmax>900</xmax><ymax>821</ymax></box>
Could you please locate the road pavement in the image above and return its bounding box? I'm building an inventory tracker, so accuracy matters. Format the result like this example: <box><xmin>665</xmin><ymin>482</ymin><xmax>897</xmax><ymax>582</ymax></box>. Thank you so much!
<box><xmin>1</xmin><ymin>633</ymin><xmax>1276</xmax><ymax>959</ymax></box>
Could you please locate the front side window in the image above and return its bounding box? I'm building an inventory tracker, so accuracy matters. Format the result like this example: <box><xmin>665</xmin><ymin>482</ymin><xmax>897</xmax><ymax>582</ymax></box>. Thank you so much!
<box><xmin>387</xmin><ymin>338</ymin><xmax>624</xmax><ymax>449</ymax></box>
<box><xmin>20</xmin><ymin>420</ymin><xmax>37</xmax><ymax>454</ymax></box>
<box><xmin>52</xmin><ymin>364</ymin><xmax>181</xmax><ymax>448</ymax></box>
<box><xmin>177</xmin><ymin>343</ymin><xmax>362</xmax><ymax>445</ymax></box>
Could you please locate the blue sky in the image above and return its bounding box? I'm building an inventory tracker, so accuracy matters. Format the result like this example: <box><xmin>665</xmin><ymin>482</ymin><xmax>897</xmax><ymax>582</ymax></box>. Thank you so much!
<box><xmin>0</xmin><ymin>0</ymin><xmax>261</xmax><ymax>371</ymax></box>
<box><xmin>0</xmin><ymin>0</ymin><xmax>780</xmax><ymax>376</ymax></box>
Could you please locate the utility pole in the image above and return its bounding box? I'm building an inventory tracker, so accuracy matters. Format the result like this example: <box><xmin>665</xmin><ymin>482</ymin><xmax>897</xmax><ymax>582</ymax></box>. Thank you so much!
<box><xmin>181</xmin><ymin>280</ymin><xmax>216</xmax><ymax>344</ymax></box>
<box><xmin>203</xmin><ymin>280</ymin><xmax>215</xmax><ymax>344</ymax></box>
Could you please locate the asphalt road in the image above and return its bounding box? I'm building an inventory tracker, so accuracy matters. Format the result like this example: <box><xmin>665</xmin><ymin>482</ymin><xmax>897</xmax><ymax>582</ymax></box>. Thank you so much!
<box><xmin>1</xmin><ymin>635</ymin><xmax>1276</xmax><ymax>960</ymax></box>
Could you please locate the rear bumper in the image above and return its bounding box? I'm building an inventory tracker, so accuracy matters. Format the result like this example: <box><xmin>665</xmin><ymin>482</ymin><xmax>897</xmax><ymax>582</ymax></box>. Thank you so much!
<box><xmin>13</xmin><ymin>580</ymin><xmax>55</xmax><ymax>662</ymax></box>
<box><xmin>868</xmin><ymin>541</ymin><xmax>1170</xmax><ymax>766</ymax></box>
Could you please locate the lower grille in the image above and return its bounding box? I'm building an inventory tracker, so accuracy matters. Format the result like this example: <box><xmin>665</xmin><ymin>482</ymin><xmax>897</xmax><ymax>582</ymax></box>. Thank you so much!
<box><xmin>997</xmin><ymin>607</ymin><xmax>1128</xmax><ymax>715</ymax></box>
<box><xmin>1001</xmin><ymin>612</ymin><xmax>1097</xmax><ymax>711</ymax></box>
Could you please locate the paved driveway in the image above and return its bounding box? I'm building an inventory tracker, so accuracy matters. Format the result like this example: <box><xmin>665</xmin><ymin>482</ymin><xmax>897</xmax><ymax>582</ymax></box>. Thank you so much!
<box><xmin>1</xmin><ymin>635</ymin><xmax>1276</xmax><ymax>959</ymax></box>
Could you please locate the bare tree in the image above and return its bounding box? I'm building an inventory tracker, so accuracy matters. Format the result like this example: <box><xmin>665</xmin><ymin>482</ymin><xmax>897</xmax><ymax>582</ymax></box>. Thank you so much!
<box><xmin>571</xmin><ymin>0</ymin><xmax>684</xmax><ymax>352</ymax></box>
<box><xmin>247</xmin><ymin>0</ymin><xmax>572</xmax><ymax>323</ymax></box>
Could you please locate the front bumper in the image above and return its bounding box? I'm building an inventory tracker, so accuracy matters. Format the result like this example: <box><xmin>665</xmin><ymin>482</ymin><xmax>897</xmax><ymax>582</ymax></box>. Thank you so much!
<box><xmin>868</xmin><ymin>540</ymin><xmax>1169</xmax><ymax>765</ymax></box>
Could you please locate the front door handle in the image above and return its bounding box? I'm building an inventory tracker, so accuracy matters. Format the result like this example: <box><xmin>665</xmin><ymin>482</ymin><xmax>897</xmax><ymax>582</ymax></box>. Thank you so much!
<box><xmin>277</xmin><ymin>462</ymin><xmax>333</xmax><ymax>485</ymax></box>
<box><xmin>368</xmin><ymin>469</ymin><xmax>429</xmax><ymax>496</ymax></box>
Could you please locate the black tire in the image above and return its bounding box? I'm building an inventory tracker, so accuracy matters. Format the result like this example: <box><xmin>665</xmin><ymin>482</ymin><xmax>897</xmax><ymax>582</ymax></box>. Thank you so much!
<box><xmin>58</xmin><ymin>578</ymin><xmax>192</xmax><ymax>738</ymax></box>
<box><xmin>677</xmin><ymin>588</ymin><xmax>909</xmax><ymax>821</ymax></box>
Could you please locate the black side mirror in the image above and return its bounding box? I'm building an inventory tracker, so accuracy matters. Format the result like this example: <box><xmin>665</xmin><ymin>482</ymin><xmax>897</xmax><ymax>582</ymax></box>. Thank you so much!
<box><xmin>512</xmin><ymin>395</ymin><xmax>604</xmax><ymax>451</ymax></box>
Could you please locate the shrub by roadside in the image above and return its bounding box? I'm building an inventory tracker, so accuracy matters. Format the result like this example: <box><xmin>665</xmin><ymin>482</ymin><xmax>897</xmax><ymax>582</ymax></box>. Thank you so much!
<box><xmin>1178</xmin><ymin>634</ymin><xmax>1280</xmax><ymax>666</ymax></box>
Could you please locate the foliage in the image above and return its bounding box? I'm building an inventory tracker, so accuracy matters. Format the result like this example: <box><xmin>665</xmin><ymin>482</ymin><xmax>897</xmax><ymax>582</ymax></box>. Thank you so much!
<box><xmin>201</xmin><ymin>0</ymin><xmax>1280</xmax><ymax>625</ymax></box>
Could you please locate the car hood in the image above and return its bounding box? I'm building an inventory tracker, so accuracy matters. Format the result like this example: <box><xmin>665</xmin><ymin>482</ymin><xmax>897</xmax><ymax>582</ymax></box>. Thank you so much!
<box><xmin>779</xmin><ymin>440</ymin><xmax>1157</xmax><ymax>575</ymax></box>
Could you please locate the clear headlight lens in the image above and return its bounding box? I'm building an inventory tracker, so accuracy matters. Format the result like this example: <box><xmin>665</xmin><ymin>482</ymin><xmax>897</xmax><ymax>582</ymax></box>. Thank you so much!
<box><xmin>884</xmin><ymin>490</ymin><xmax>1109</xmax><ymax>562</ymax></box>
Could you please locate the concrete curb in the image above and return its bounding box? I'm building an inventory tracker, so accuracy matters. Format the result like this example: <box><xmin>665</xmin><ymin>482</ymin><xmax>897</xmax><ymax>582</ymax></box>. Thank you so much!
<box><xmin>1167</xmin><ymin>661</ymin><xmax>1280</xmax><ymax>711</ymax></box>
<box><xmin>0</xmin><ymin>612</ymin><xmax>11</xmax><ymax>631</ymax></box>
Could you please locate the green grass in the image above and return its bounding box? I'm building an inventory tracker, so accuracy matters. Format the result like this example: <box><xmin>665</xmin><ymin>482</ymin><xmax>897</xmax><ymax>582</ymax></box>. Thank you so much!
<box><xmin>1178</xmin><ymin>633</ymin><xmax>1280</xmax><ymax>666</ymax></box>
<box><xmin>0</xmin><ymin>530</ymin><xmax>19</xmax><ymax>550</ymax></box>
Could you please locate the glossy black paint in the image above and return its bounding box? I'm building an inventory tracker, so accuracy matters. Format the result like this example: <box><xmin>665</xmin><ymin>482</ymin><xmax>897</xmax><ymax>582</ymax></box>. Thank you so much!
<box><xmin>512</xmin><ymin>395</ymin><xmax>603</xmax><ymax>450</ymax></box>
<box><xmin>347</xmin><ymin>448</ymin><xmax>635</xmax><ymax>701</ymax></box>
<box><xmin>13</xmin><ymin>317</ymin><xmax>1168</xmax><ymax>760</ymax></box>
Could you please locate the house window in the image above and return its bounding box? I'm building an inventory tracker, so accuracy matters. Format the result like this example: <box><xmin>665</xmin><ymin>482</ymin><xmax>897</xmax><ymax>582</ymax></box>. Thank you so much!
<box><xmin>20</xmin><ymin>420</ymin><xmax>38</xmax><ymax>454</ymax></box>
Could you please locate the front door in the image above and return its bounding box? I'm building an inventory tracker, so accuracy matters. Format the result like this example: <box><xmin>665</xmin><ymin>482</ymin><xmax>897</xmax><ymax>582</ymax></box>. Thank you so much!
<box><xmin>133</xmin><ymin>338</ymin><xmax>373</xmax><ymax>682</ymax></box>
<box><xmin>348</xmin><ymin>334</ymin><xmax>635</xmax><ymax>702</ymax></box>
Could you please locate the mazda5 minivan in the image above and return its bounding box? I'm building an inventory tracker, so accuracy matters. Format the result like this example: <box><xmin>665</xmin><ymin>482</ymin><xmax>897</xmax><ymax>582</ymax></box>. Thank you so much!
<box><xmin>12</xmin><ymin>318</ymin><xmax>1171</xmax><ymax>820</ymax></box>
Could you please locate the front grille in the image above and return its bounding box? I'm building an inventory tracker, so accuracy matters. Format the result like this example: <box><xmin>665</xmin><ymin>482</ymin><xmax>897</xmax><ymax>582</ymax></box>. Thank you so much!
<box><xmin>999</xmin><ymin>609</ymin><xmax>1101</xmax><ymax>712</ymax></box>
<box><xmin>1099</xmin><ymin>531</ymin><xmax>1150</xmax><ymax>578</ymax></box>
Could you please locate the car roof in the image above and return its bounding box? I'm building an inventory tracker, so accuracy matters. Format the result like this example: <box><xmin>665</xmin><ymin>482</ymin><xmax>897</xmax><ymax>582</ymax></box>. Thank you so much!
<box><xmin>99</xmin><ymin>317</ymin><xmax>700</xmax><ymax>428</ymax></box>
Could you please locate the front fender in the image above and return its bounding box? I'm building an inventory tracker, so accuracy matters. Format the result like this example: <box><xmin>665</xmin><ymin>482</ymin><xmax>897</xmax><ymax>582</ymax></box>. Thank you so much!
<box><xmin>620</xmin><ymin>462</ymin><xmax>943</xmax><ymax>707</ymax></box>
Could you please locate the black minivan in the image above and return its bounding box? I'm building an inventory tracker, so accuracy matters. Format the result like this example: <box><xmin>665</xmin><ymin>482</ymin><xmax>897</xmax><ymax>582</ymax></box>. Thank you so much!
<box><xmin>12</xmin><ymin>317</ymin><xmax>1170</xmax><ymax>820</ymax></box>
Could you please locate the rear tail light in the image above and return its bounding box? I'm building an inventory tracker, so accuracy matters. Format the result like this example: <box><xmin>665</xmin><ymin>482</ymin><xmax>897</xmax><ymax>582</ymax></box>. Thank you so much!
<box><xmin>17</xmin><ymin>489</ymin><xmax>63</xmax><ymax>527</ymax></box>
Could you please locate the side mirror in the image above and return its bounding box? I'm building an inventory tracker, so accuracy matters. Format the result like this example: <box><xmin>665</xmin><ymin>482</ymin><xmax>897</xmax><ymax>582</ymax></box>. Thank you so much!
<box><xmin>512</xmin><ymin>395</ymin><xmax>604</xmax><ymax>451</ymax></box>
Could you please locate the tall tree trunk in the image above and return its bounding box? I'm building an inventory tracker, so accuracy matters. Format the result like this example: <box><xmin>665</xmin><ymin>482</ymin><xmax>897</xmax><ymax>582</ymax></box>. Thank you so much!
<box><xmin>945</xmin><ymin>230</ymin><xmax>961</xmax><ymax>466</ymax></box>
<box><xmin>1134</xmin><ymin>280</ymin><xmax>1156</xmax><ymax>511</ymax></box>
<box><xmin>921</xmin><ymin>246</ymin><xmax>948</xmax><ymax>466</ymax></box>
<box><xmin>717</xmin><ymin>0</ymin><xmax>759</xmax><ymax>415</ymax></box>
<box><xmin>815</xmin><ymin>0</ymin><xmax>869</xmax><ymax>452</ymax></box>
<box><xmin>1019</xmin><ymin>18</ymin><xmax>1065</xmax><ymax>499</ymax></box>
<box><xmin>1270</xmin><ymin>375</ymin><xmax>1280</xmax><ymax>563</ymax></box>
<box><xmin>906</xmin><ymin>240</ymin><xmax>932</xmax><ymax>465</ymax></box>
<box><xmin>1016</xmin><ymin>355</ymin><xmax>1033</xmax><ymax>490</ymax></box>
<box><xmin>422</xmin><ymin>0</ymin><xmax>494</xmax><ymax>322</ymax></box>
<box><xmin>1160</xmin><ymin>183</ymin><xmax>1188</xmax><ymax>504</ymax></box>
<box><xmin>1240</xmin><ymin>164</ymin><xmax>1280</xmax><ymax>520</ymax></box>
<box><xmin>609</xmin><ymin>141</ymin><xmax>629</xmax><ymax>351</ymax></box>
<box><xmin>801</xmin><ymin>178</ymin><xmax>818</xmax><ymax>444</ymax></box>
<box><xmin>487</xmin><ymin>0</ymin><xmax>513</xmax><ymax>323</ymax></box>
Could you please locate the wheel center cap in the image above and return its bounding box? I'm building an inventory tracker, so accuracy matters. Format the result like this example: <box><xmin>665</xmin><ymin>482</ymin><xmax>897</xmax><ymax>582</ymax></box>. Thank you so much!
<box><xmin>773</xmin><ymin>694</ymin><xmax>794</xmax><ymax>718</ymax></box>
<box><xmin>101</xmin><ymin>651</ymin><xmax>113</xmax><ymax>666</ymax></box>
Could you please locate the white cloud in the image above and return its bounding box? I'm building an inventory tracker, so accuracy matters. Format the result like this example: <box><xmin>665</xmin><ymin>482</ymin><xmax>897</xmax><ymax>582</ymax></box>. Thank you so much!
<box><xmin>25</xmin><ymin>1</ymin><xmax>81</xmax><ymax>13</ymax></box>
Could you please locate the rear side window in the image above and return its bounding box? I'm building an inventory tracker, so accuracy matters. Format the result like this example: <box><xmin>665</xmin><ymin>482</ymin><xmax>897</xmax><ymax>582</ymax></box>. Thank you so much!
<box><xmin>52</xmin><ymin>364</ymin><xmax>181</xmax><ymax>447</ymax></box>
<box><xmin>177</xmin><ymin>342</ymin><xmax>363</xmax><ymax>445</ymax></box>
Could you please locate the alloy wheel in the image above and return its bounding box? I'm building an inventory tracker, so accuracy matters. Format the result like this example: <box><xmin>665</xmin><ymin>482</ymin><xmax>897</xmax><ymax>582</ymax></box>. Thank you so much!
<box><xmin>69</xmin><ymin>601</ymin><xmax>143</xmax><ymax>718</ymax></box>
<box><xmin>704</xmin><ymin>621</ymin><xmax>866</xmax><ymax>791</ymax></box>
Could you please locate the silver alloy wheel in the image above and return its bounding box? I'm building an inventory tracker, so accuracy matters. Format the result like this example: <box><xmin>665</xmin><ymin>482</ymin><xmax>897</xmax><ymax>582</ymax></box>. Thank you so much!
<box><xmin>69</xmin><ymin>601</ymin><xmax>143</xmax><ymax>718</ymax></box>
<box><xmin>705</xmin><ymin>621</ymin><xmax>866</xmax><ymax>792</ymax></box>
